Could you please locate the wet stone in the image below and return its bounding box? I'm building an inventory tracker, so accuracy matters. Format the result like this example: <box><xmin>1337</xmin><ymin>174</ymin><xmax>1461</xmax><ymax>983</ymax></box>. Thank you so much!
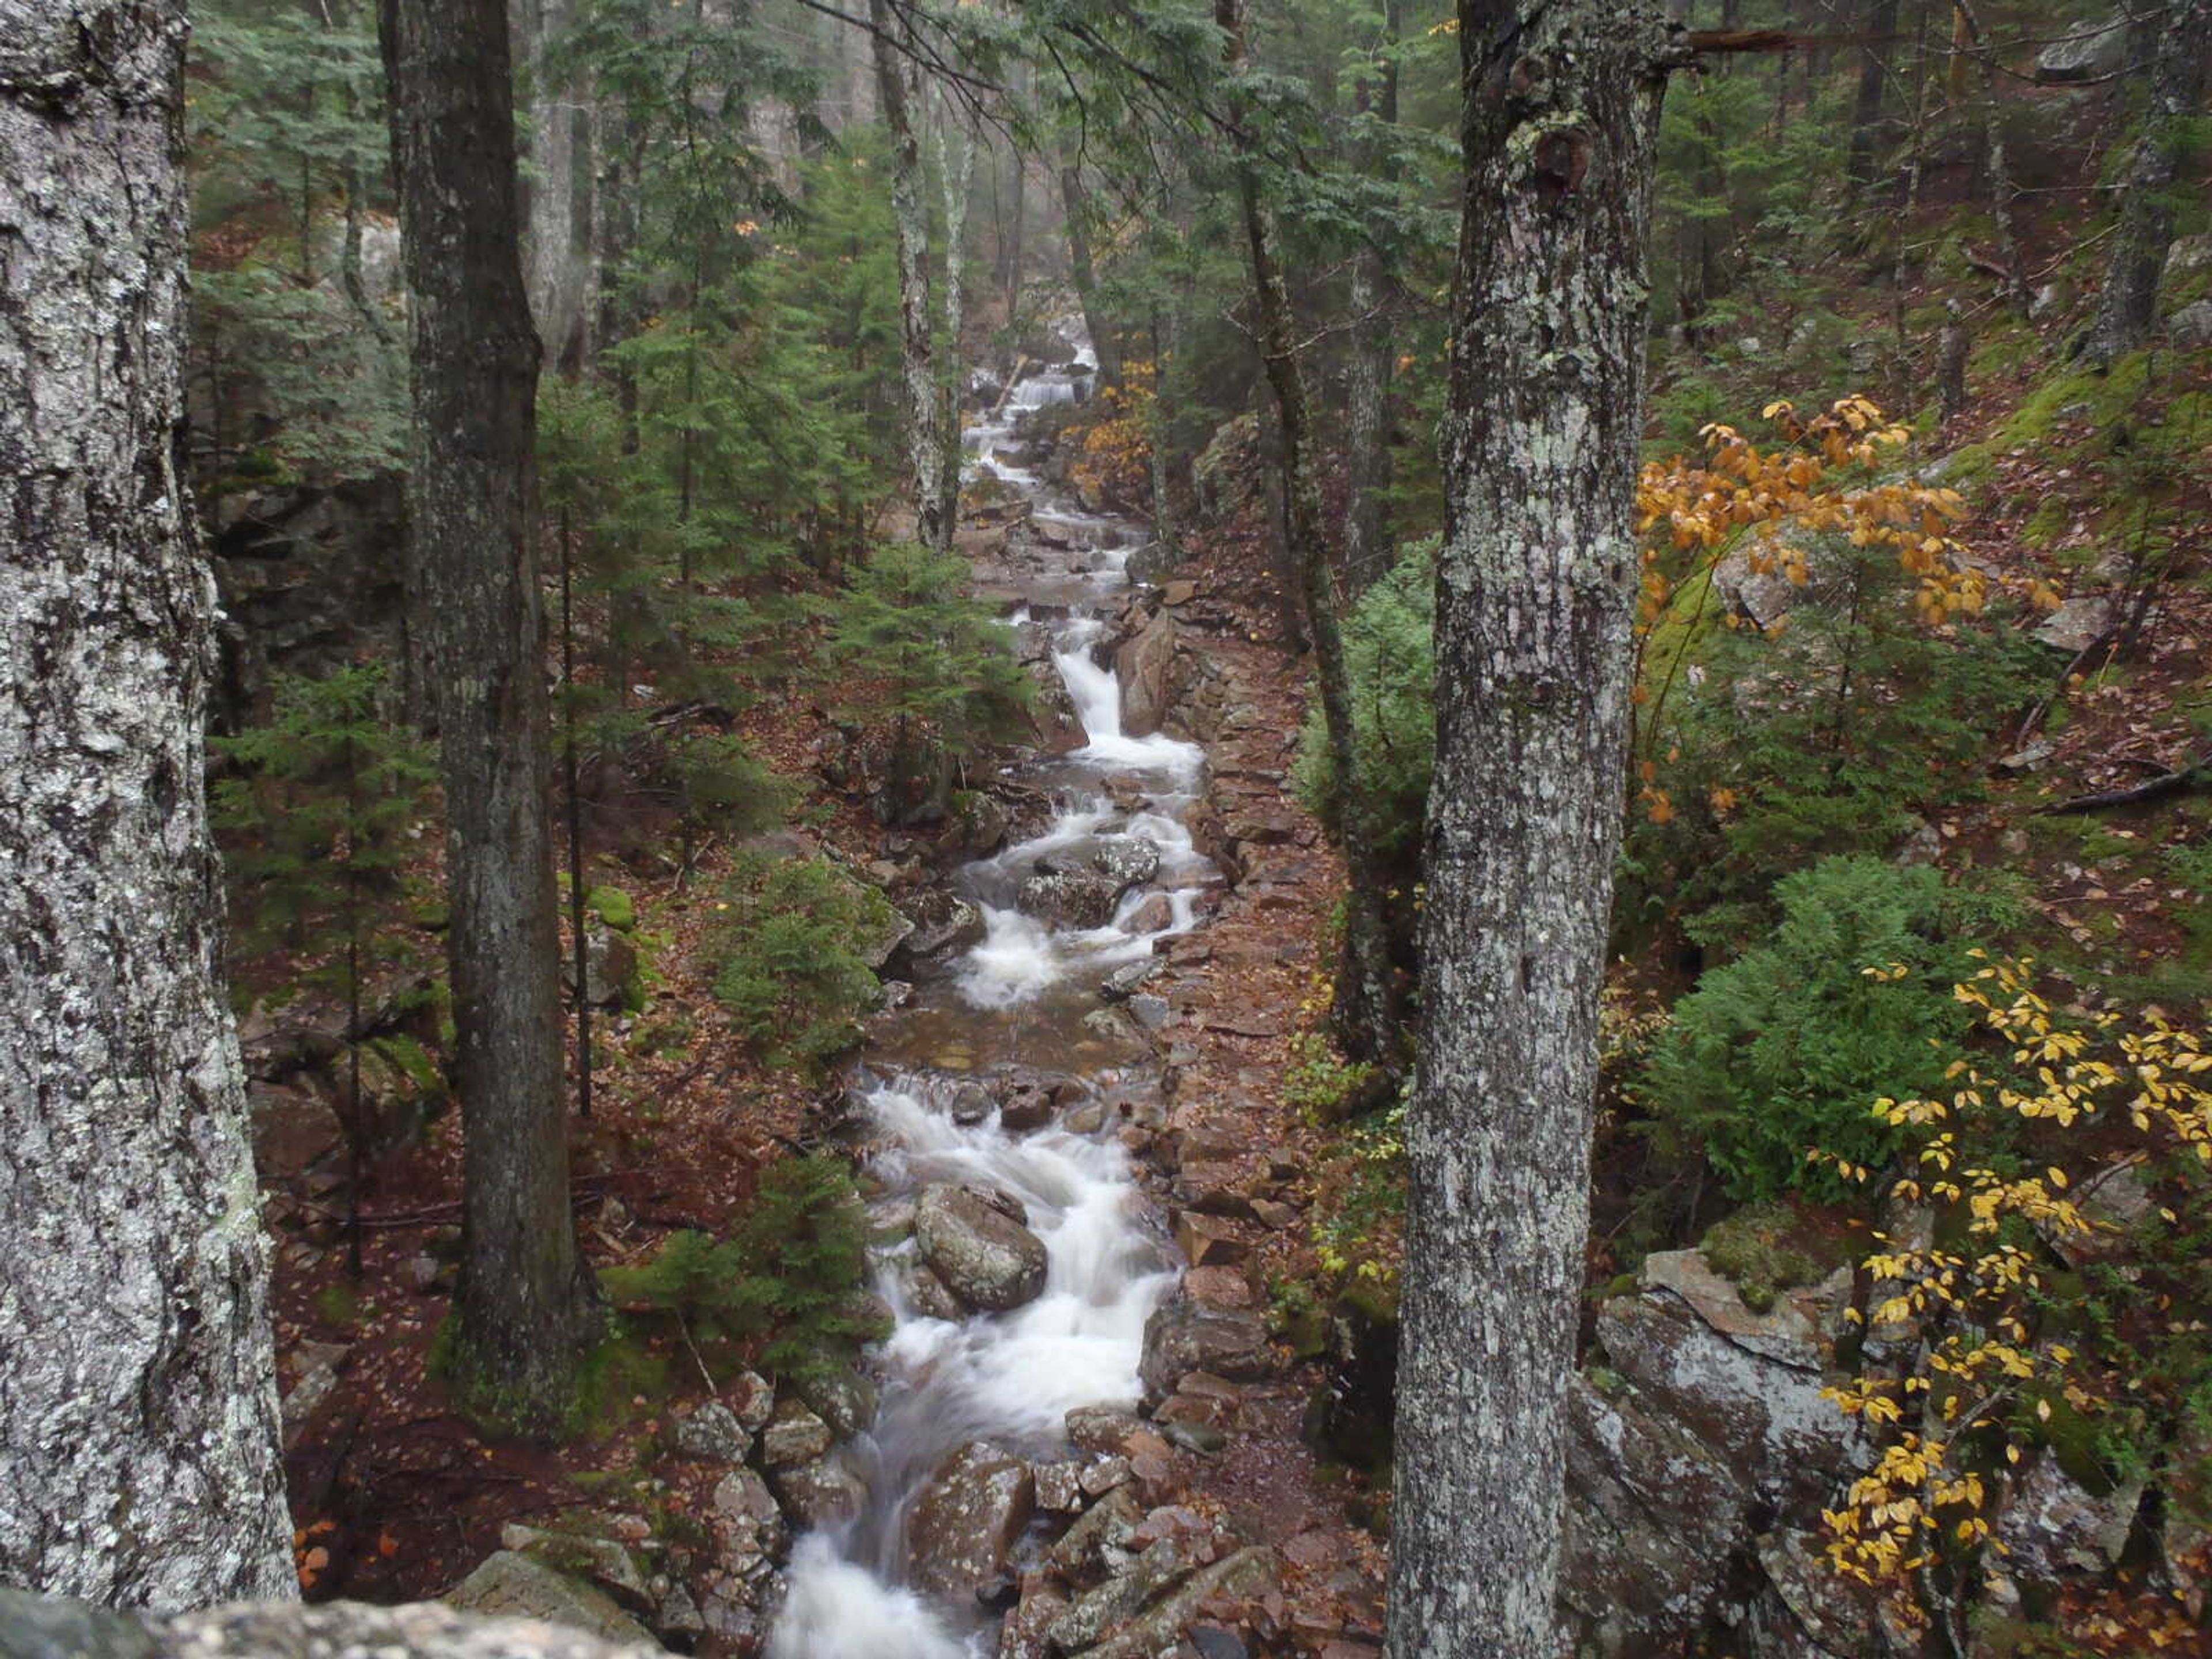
<box><xmin>759</xmin><ymin>1399</ymin><xmax>834</xmax><ymax>1468</ymax></box>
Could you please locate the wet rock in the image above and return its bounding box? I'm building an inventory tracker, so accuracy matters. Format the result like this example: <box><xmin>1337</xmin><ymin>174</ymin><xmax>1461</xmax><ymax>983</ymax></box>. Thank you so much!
<box><xmin>1086</xmin><ymin>1547</ymin><xmax>1277</xmax><ymax>1659</ymax></box>
<box><xmin>903</xmin><ymin>890</ymin><xmax>988</xmax><ymax>961</ymax></box>
<box><xmin>796</xmin><ymin>1368</ymin><xmax>878</xmax><ymax>1440</ymax></box>
<box><xmin>1173</xmin><ymin>1211</ymin><xmax>1248</xmax><ymax>1267</ymax></box>
<box><xmin>673</xmin><ymin>1401</ymin><xmax>752</xmax><ymax>1465</ymax></box>
<box><xmin>1020</xmin><ymin>866</ymin><xmax>1124</xmax><ymax>930</ymax></box>
<box><xmin>1115</xmin><ymin>615</ymin><xmax>1179</xmax><ymax>740</ymax></box>
<box><xmin>1141</xmin><ymin>1296</ymin><xmax>1277</xmax><ymax>1397</ymax></box>
<box><xmin>916</xmin><ymin>1183</ymin><xmax>1051</xmax><ymax>1312</ymax></box>
<box><xmin>1160</xmin><ymin>1421</ymin><xmax>1226</xmax><ymax>1455</ymax></box>
<box><xmin>1067</xmin><ymin>1405</ymin><xmax>1148</xmax><ymax>1457</ymax></box>
<box><xmin>699</xmin><ymin>1565</ymin><xmax>787</xmax><ymax>1657</ymax></box>
<box><xmin>1048</xmin><ymin>1485</ymin><xmax>1145</xmax><ymax>1575</ymax></box>
<box><xmin>1182</xmin><ymin>1266</ymin><xmax>1255</xmax><ymax>1309</ymax></box>
<box><xmin>728</xmin><ymin>1370</ymin><xmax>777</xmax><ymax>1432</ymax></box>
<box><xmin>907</xmin><ymin>1441</ymin><xmax>1038</xmax><ymax>1601</ymax></box>
<box><xmin>1046</xmin><ymin>1537</ymin><xmax>1195</xmax><ymax>1654</ymax></box>
<box><xmin>444</xmin><ymin>1552</ymin><xmax>660</xmax><ymax>1650</ymax></box>
<box><xmin>1093</xmin><ymin>838</ymin><xmax>1162</xmax><ymax>889</ymax></box>
<box><xmin>770</xmin><ymin>1456</ymin><xmax>870</xmax><ymax>1531</ymax></box>
<box><xmin>904</xmin><ymin>1262</ymin><xmax>968</xmax><ymax>1321</ymax></box>
<box><xmin>1100</xmin><ymin>959</ymin><xmax>1162</xmax><ymax>1002</ymax></box>
<box><xmin>1126</xmin><ymin>995</ymin><xmax>1172</xmax><ymax>1032</ymax></box>
<box><xmin>1034</xmin><ymin>1459</ymin><xmax>1088</xmax><ymax>1512</ymax></box>
<box><xmin>709</xmin><ymin>1469</ymin><xmax>789</xmax><ymax>1570</ymax></box>
<box><xmin>952</xmin><ymin>1081</ymin><xmax>995</xmax><ymax>1126</ymax></box>
<box><xmin>759</xmin><ymin>1399</ymin><xmax>834</xmax><ymax>1468</ymax></box>
<box><xmin>1125</xmin><ymin>893</ymin><xmax>1176</xmax><ymax>934</ymax></box>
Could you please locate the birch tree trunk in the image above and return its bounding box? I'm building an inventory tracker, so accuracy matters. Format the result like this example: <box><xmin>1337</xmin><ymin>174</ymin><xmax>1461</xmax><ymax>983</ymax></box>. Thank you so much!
<box><xmin>2085</xmin><ymin>0</ymin><xmax>2212</xmax><ymax>368</ymax></box>
<box><xmin>512</xmin><ymin>0</ymin><xmax>590</xmax><ymax>371</ymax></box>
<box><xmin>1384</xmin><ymin>2</ymin><xmax>1677</xmax><ymax>1654</ymax></box>
<box><xmin>935</xmin><ymin>97</ymin><xmax>977</xmax><ymax>548</ymax></box>
<box><xmin>870</xmin><ymin>0</ymin><xmax>950</xmax><ymax>551</ymax></box>
<box><xmin>0</xmin><ymin>0</ymin><xmax>292</xmax><ymax>1607</ymax></box>
<box><xmin>1217</xmin><ymin>0</ymin><xmax>1402</xmax><ymax>1065</ymax></box>
<box><xmin>380</xmin><ymin>0</ymin><xmax>600</xmax><ymax>1423</ymax></box>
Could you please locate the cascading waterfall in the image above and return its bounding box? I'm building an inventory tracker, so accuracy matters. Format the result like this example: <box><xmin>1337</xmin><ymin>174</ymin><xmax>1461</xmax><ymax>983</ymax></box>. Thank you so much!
<box><xmin>768</xmin><ymin>335</ymin><xmax>1211</xmax><ymax>1658</ymax></box>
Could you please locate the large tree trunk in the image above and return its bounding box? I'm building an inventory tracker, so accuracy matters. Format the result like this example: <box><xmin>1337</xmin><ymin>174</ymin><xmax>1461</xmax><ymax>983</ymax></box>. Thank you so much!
<box><xmin>1217</xmin><ymin>0</ymin><xmax>1402</xmax><ymax>1065</ymax></box>
<box><xmin>870</xmin><ymin>0</ymin><xmax>951</xmax><ymax>551</ymax></box>
<box><xmin>2085</xmin><ymin>0</ymin><xmax>2212</xmax><ymax>368</ymax></box>
<box><xmin>1384</xmin><ymin>3</ymin><xmax>1676</xmax><ymax>1656</ymax></box>
<box><xmin>0</xmin><ymin>0</ymin><xmax>292</xmax><ymax>1607</ymax></box>
<box><xmin>1341</xmin><ymin>0</ymin><xmax>1401</xmax><ymax>605</ymax></box>
<box><xmin>380</xmin><ymin>0</ymin><xmax>599</xmax><ymax>1424</ymax></box>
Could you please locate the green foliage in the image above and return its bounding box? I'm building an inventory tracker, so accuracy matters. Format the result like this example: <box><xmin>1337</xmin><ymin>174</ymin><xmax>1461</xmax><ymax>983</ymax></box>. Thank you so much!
<box><xmin>1642</xmin><ymin>855</ymin><xmax>2008</xmax><ymax>1204</ymax></box>
<box><xmin>213</xmin><ymin>663</ymin><xmax>435</xmax><ymax>968</ymax></box>
<box><xmin>188</xmin><ymin>1</ymin><xmax>405</xmax><ymax>482</ymax></box>
<box><xmin>821</xmin><ymin>541</ymin><xmax>1031</xmax><ymax>786</ymax></box>
<box><xmin>1622</xmin><ymin>536</ymin><xmax>2046</xmax><ymax>956</ymax></box>
<box><xmin>1281</xmin><ymin>1026</ymin><xmax>1381</xmax><ymax>1120</ymax></box>
<box><xmin>704</xmin><ymin>854</ymin><xmax>892</xmax><ymax>1070</ymax></box>
<box><xmin>597</xmin><ymin>1156</ymin><xmax>887</xmax><ymax>1382</ymax></box>
<box><xmin>1292</xmin><ymin>538</ymin><xmax>1434</xmax><ymax>875</ymax></box>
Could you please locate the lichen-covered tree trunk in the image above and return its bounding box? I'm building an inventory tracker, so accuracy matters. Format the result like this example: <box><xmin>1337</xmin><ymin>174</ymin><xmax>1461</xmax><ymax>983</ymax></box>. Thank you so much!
<box><xmin>380</xmin><ymin>0</ymin><xmax>599</xmax><ymax>1422</ymax></box>
<box><xmin>870</xmin><ymin>0</ymin><xmax>950</xmax><ymax>551</ymax></box>
<box><xmin>2085</xmin><ymin>0</ymin><xmax>2211</xmax><ymax>368</ymax></box>
<box><xmin>1217</xmin><ymin>0</ymin><xmax>1402</xmax><ymax>1065</ymax></box>
<box><xmin>1384</xmin><ymin>3</ymin><xmax>1676</xmax><ymax>1656</ymax></box>
<box><xmin>935</xmin><ymin>97</ymin><xmax>977</xmax><ymax>549</ymax></box>
<box><xmin>0</xmin><ymin>0</ymin><xmax>293</xmax><ymax>1607</ymax></box>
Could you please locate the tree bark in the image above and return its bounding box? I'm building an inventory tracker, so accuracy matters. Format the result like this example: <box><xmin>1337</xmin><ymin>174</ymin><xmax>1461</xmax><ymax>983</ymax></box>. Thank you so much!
<box><xmin>1342</xmin><ymin>0</ymin><xmax>1401</xmax><ymax>605</ymax></box>
<box><xmin>870</xmin><ymin>0</ymin><xmax>951</xmax><ymax>551</ymax></box>
<box><xmin>2085</xmin><ymin>0</ymin><xmax>2212</xmax><ymax>368</ymax></box>
<box><xmin>935</xmin><ymin>94</ymin><xmax>977</xmax><ymax>549</ymax></box>
<box><xmin>0</xmin><ymin>0</ymin><xmax>293</xmax><ymax>1607</ymax></box>
<box><xmin>1384</xmin><ymin>2</ymin><xmax>1676</xmax><ymax>1655</ymax></box>
<box><xmin>380</xmin><ymin>0</ymin><xmax>599</xmax><ymax>1423</ymax></box>
<box><xmin>1217</xmin><ymin>0</ymin><xmax>1402</xmax><ymax>1065</ymax></box>
<box><xmin>512</xmin><ymin>0</ymin><xmax>589</xmax><ymax>369</ymax></box>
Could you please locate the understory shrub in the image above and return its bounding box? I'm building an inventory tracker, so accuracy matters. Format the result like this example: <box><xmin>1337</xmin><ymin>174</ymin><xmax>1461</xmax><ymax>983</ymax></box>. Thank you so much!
<box><xmin>1642</xmin><ymin>854</ymin><xmax>2014</xmax><ymax>1203</ymax></box>
<box><xmin>598</xmin><ymin>1154</ymin><xmax>885</xmax><ymax>1383</ymax></box>
<box><xmin>706</xmin><ymin>852</ymin><xmax>892</xmax><ymax>1069</ymax></box>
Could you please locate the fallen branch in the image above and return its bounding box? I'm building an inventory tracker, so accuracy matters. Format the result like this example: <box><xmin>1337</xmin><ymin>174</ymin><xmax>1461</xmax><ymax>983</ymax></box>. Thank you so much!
<box><xmin>2040</xmin><ymin>745</ymin><xmax>2212</xmax><ymax>814</ymax></box>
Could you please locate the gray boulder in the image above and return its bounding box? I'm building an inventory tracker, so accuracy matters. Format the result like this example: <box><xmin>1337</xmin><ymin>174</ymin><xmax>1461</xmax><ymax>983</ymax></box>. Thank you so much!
<box><xmin>1019</xmin><ymin>865</ymin><xmax>1124</xmax><ymax>930</ymax></box>
<box><xmin>1139</xmin><ymin>1295</ymin><xmax>1276</xmax><ymax>1397</ymax></box>
<box><xmin>915</xmin><ymin>1183</ymin><xmax>1050</xmax><ymax>1312</ymax></box>
<box><xmin>442</xmin><ymin>1552</ymin><xmax>660</xmax><ymax>1650</ymax></box>
<box><xmin>1092</xmin><ymin>838</ymin><xmax>1161</xmax><ymax>889</ymax></box>
<box><xmin>905</xmin><ymin>1440</ymin><xmax>1037</xmax><ymax>1601</ymax></box>
<box><xmin>2035</xmin><ymin>13</ymin><xmax>2127</xmax><ymax>81</ymax></box>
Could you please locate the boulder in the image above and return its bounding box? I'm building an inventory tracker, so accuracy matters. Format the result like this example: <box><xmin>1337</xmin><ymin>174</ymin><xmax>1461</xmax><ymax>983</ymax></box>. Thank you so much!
<box><xmin>1092</xmin><ymin>838</ymin><xmax>1162</xmax><ymax>889</ymax></box>
<box><xmin>673</xmin><ymin>1401</ymin><xmax>752</xmax><ymax>1465</ymax></box>
<box><xmin>906</xmin><ymin>1440</ymin><xmax>1037</xmax><ymax>1601</ymax></box>
<box><xmin>495</xmin><ymin>1525</ymin><xmax>650</xmax><ymax>1611</ymax></box>
<box><xmin>1020</xmin><ymin>865</ymin><xmax>1124</xmax><ymax>930</ymax></box>
<box><xmin>1044</xmin><ymin>1537</ymin><xmax>1195</xmax><ymax>1654</ymax></box>
<box><xmin>902</xmin><ymin>890</ymin><xmax>988</xmax><ymax>961</ymax></box>
<box><xmin>2035</xmin><ymin>13</ymin><xmax>2127</xmax><ymax>81</ymax></box>
<box><xmin>2170</xmin><ymin>298</ymin><xmax>2212</xmax><ymax>349</ymax></box>
<box><xmin>560</xmin><ymin>927</ymin><xmax>638</xmax><ymax>1009</ymax></box>
<box><xmin>442</xmin><ymin>1552</ymin><xmax>660</xmax><ymax>1651</ymax></box>
<box><xmin>916</xmin><ymin>1183</ymin><xmax>1050</xmax><ymax>1312</ymax></box>
<box><xmin>770</xmin><ymin>1456</ymin><xmax>871</xmax><ymax>1532</ymax></box>
<box><xmin>904</xmin><ymin>1262</ymin><xmax>968</xmax><ymax>1321</ymax></box>
<box><xmin>1139</xmin><ymin>1296</ymin><xmax>1277</xmax><ymax>1397</ymax></box>
<box><xmin>1996</xmin><ymin>1452</ymin><xmax>2143</xmax><ymax>1585</ymax></box>
<box><xmin>1085</xmin><ymin>1547</ymin><xmax>1277</xmax><ymax>1659</ymax></box>
<box><xmin>795</xmin><ymin>1368</ymin><xmax>878</xmax><ymax>1440</ymax></box>
<box><xmin>728</xmin><ymin>1369</ymin><xmax>777</xmax><ymax>1432</ymax></box>
<box><xmin>1100</xmin><ymin>960</ymin><xmax>1162</xmax><ymax>1002</ymax></box>
<box><xmin>1115</xmin><ymin>613</ymin><xmax>1179</xmax><ymax>739</ymax></box>
<box><xmin>759</xmin><ymin>1399</ymin><xmax>834</xmax><ymax>1469</ymax></box>
<box><xmin>708</xmin><ymin>1469</ymin><xmax>789</xmax><ymax>1573</ymax></box>
<box><xmin>2033</xmin><ymin>594</ymin><xmax>2114</xmax><ymax>653</ymax></box>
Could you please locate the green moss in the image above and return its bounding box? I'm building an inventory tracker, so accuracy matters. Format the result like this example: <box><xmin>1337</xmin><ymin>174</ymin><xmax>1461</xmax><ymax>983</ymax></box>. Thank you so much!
<box><xmin>1702</xmin><ymin>1202</ymin><xmax>1839</xmax><ymax>1313</ymax></box>
<box><xmin>368</xmin><ymin>1032</ymin><xmax>445</xmax><ymax>1099</ymax></box>
<box><xmin>2022</xmin><ymin>495</ymin><xmax>2070</xmax><ymax>550</ymax></box>
<box><xmin>586</xmin><ymin>886</ymin><xmax>636</xmax><ymax>932</ymax></box>
<box><xmin>313</xmin><ymin>1281</ymin><xmax>363</xmax><ymax>1327</ymax></box>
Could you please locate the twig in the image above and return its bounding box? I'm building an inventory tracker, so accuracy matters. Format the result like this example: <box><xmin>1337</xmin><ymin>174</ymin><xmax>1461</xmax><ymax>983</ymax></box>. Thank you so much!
<box><xmin>2040</xmin><ymin>745</ymin><xmax>2212</xmax><ymax>814</ymax></box>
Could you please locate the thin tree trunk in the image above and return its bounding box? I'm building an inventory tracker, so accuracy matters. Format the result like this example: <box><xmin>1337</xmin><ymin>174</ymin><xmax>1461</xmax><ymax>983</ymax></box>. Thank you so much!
<box><xmin>1384</xmin><ymin>1</ymin><xmax>1677</xmax><ymax>1654</ymax></box>
<box><xmin>0</xmin><ymin>0</ymin><xmax>293</xmax><ymax>1605</ymax></box>
<box><xmin>380</xmin><ymin>0</ymin><xmax>599</xmax><ymax>1425</ymax></box>
<box><xmin>935</xmin><ymin>97</ymin><xmax>977</xmax><ymax>548</ymax></box>
<box><xmin>1060</xmin><ymin>158</ymin><xmax>1122</xmax><ymax>391</ymax></box>
<box><xmin>871</xmin><ymin>0</ymin><xmax>949</xmax><ymax>550</ymax></box>
<box><xmin>2085</xmin><ymin>0</ymin><xmax>2212</xmax><ymax>367</ymax></box>
<box><xmin>1217</xmin><ymin>0</ymin><xmax>1402</xmax><ymax>1065</ymax></box>
<box><xmin>513</xmin><ymin>0</ymin><xmax>589</xmax><ymax>366</ymax></box>
<box><xmin>1953</xmin><ymin>0</ymin><xmax>2027</xmax><ymax>312</ymax></box>
<box><xmin>1847</xmin><ymin>0</ymin><xmax>1900</xmax><ymax>188</ymax></box>
<box><xmin>560</xmin><ymin>505</ymin><xmax>593</xmax><ymax>1123</ymax></box>
<box><xmin>1342</xmin><ymin>0</ymin><xmax>1401</xmax><ymax>605</ymax></box>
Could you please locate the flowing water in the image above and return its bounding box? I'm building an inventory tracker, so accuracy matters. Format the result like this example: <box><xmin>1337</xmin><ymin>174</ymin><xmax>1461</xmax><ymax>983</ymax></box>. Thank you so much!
<box><xmin>768</xmin><ymin>337</ymin><xmax>1213</xmax><ymax>1658</ymax></box>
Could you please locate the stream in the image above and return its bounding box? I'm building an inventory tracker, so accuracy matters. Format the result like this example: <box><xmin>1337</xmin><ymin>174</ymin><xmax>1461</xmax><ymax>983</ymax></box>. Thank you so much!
<box><xmin>767</xmin><ymin>338</ymin><xmax>1215</xmax><ymax>1658</ymax></box>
